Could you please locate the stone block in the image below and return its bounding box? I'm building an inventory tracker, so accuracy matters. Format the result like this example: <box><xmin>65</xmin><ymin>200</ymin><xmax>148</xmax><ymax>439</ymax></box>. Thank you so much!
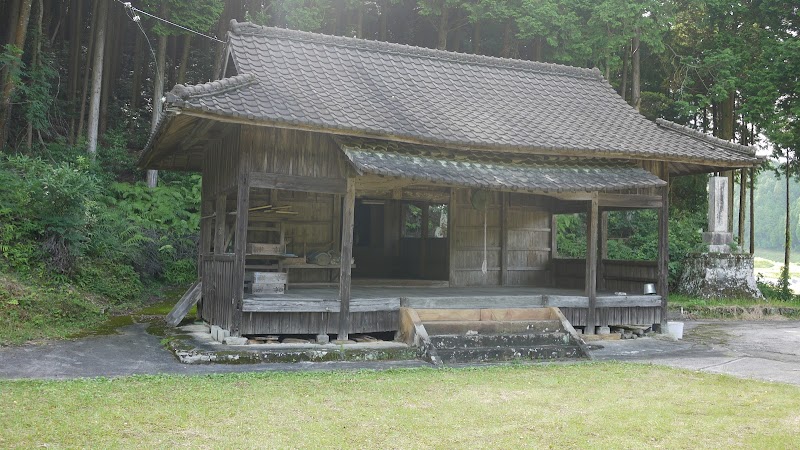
<box><xmin>223</xmin><ymin>336</ymin><xmax>248</xmax><ymax>345</ymax></box>
<box><xmin>708</xmin><ymin>177</ymin><xmax>729</xmax><ymax>233</ymax></box>
<box><xmin>316</xmin><ymin>334</ymin><xmax>330</xmax><ymax>344</ymax></box>
<box><xmin>597</xmin><ymin>326</ymin><xmax>611</xmax><ymax>335</ymax></box>
<box><xmin>702</xmin><ymin>231</ymin><xmax>733</xmax><ymax>246</ymax></box>
<box><xmin>210</xmin><ymin>325</ymin><xmax>221</xmax><ymax>341</ymax></box>
<box><xmin>678</xmin><ymin>253</ymin><xmax>763</xmax><ymax>299</ymax></box>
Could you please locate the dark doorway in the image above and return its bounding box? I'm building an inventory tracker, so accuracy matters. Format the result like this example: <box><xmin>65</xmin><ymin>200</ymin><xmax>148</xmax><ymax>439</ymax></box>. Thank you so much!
<box><xmin>352</xmin><ymin>199</ymin><xmax>449</xmax><ymax>281</ymax></box>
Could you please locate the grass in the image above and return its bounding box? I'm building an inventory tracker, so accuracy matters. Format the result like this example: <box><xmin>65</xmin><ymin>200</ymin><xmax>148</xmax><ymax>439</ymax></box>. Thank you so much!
<box><xmin>0</xmin><ymin>271</ymin><xmax>188</xmax><ymax>345</ymax></box>
<box><xmin>1</xmin><ymin>364</ymin><xmax>798</xmax><ymax>448</ymax></box>
<box><xmin>669</xmin><ymin>294</ymin><xmax>800</xmax><ymax>308</ymax></box>
<box><xmin>753</xmin><ymin>248</ymin><xmax>800</xmax><ymax>264</ymax></box>
<box><xmin>0</xmin><ymin>273</ymin><xmax>106</xmax><ymax>344</ymax></box>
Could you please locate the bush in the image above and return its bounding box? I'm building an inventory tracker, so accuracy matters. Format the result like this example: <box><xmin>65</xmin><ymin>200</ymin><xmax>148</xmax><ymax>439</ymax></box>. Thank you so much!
<box><xmin>75</xmin><ymin>261</ymin><xmax>144</xmax><ymax>306</ymax></box>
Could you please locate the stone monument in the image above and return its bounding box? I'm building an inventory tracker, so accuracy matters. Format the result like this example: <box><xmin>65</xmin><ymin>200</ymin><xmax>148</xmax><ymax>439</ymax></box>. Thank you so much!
<box><xmin>678</xmin><ymin>176</ymin><xmax>762</xmax><ymax>299</ymax></box>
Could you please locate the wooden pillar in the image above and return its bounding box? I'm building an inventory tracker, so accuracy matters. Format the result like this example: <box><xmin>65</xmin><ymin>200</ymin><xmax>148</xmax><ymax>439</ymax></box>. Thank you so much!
<box><xmin>549</xmin><ymin>213</ymin><xmax>557</xmax><ymax>287</ymax></box>
<box><xmin>657</xmin><ymin>182</ymin><xmax>670</xmax><ymax>330</ymax></box>
<box><xmin>585</xmin><ymin>194</ymin><xmax>599</xmax><ymax>334</ymax></box>
<box><xmin>500</xmin><ymin>192</ymin><xmax>508</xmax><ymax>286</ymax></box>
<box><xmin>214</xmin><ymin>194</ymin><xmax>227</xmax><ymax>253</ymax></box>
<box><xmin>338</xmin><ymin>178</ymin><xmax>356</xmax><ymax>341</ymax></box>
<box><xmin>230</xmin><ymin>146</ymin><xmax>251</xmax><ymax>337</ymax></box>
<box><xmin>598</xmin><ymin>211</ymin><xmax>608</xmax><ymax>291</ymax></box>
<box><xmin>420</xmin><ymin>203</ymin><xmax>429</xmax><ymax>278</ymax></box>
<box><xmin>448</xmin><ymin>188</ymin><xmax>458</xmax><ymax>287</ymax></box>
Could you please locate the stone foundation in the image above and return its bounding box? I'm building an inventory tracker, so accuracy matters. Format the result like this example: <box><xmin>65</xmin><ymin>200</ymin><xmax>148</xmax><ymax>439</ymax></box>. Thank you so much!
<box><xmin>678</xmin><ymin>253</ymin><xmax>762</xmax><ymax>299</ymax></box>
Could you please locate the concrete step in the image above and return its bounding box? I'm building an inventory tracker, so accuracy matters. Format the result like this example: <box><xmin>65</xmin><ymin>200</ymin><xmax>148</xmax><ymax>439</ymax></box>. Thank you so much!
<box><xmin>423</xmin><ymin>319</ymin><xmax>563</xmax><ymax>336</ymax></box>
<box><xmin>430</xmin><ymin>332</ymin><xmax>572</xmax><ymax>349</ymax></box>
<box><xmin>436</xmin><ymin>345</ymin><xmax>584</xmax><ymax>363</ymax></box>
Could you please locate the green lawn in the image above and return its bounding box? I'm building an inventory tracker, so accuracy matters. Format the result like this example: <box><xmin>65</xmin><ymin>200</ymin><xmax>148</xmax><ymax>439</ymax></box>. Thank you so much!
<box><xmin>1</xmin><ymin>364</ymin><xmax>799</xmax><ymax>448</ymax></box>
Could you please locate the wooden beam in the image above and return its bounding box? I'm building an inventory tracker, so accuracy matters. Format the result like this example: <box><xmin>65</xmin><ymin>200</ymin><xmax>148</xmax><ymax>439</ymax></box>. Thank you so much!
<box><xmin>598</xmin><ymin>211</ymin><xmax>608</xmax><ymax>291</ymax></box>
<box><xmin>585</xmin><ymin>193</ymin><xmax>599</xmax><ymax>334</ymax></box>
<box><xmin>657</xmin><ymin>169</ymin><xmax>670</xmax><ymax>331</ymax></box>
<box><xmin>338</xmin><ymin>178</ymin><xmax>356</xmax><ymax>340</ymax></box>
<box><xmin>598</xmin><ymin>193</ymin><xmax>663</xmax><ymax>209</ymax></box>
<box><xmin>250</xmin><ymin>172</ymin><xmax>346</xmax><ymax>194</ymax></box>
<box><xmin>230</xmin><ymin>144</ymin><xmax>252</xmax><ymax>337</ymax></box>
<box><xmin>549</xmin><ymin>213</ymin><xmax>557</xmax><ymax>287</ymax></box>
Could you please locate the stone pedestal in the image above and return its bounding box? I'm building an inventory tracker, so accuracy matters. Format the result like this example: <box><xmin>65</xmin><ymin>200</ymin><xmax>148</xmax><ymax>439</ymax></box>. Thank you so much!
<box><xmin>703</xmin><ymin>176</ymin><xmax>733</xmax><ymax>253</ymax></box>
<box><xmin>678</xmin><ymin>253</ymin><xmax>762</xmax><ymax>299</ymax></box>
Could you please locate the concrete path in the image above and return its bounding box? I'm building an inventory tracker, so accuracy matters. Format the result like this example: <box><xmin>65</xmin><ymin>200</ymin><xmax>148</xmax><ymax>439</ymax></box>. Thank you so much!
<box><xmin>590</xmin><ymin>320</ymin><xmax>800</xmax><ymax>386</ymax></box>
<box><xmin>0</xmin><ymin>323</ymin><xmax>427</xmax><ymax>380</ymax></box>
<box><xmin>1</xmin><ymin>320</ymin><xmax>799</xmax><ymax>385</ymax></box>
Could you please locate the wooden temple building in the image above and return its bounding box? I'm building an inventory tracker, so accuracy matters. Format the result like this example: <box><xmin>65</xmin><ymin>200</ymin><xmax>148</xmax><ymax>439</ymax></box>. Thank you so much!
<box><xmin>141</xmin><ymin>21</ymin><xmax>760</xmax><ymax>340</ymax></box>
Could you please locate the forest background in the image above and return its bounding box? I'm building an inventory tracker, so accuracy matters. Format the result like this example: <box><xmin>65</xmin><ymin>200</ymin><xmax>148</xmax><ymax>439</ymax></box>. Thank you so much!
<box><xmin>0</xmin><ymin>0</ymin><xmax>798</xmax><ymax>341</ymax></box>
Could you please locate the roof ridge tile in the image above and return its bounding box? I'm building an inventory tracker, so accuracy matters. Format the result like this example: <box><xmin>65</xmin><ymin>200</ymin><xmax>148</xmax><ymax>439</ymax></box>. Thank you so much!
<box><xmin>168</xmin><ymin>73</ymin><xmax>257</xmax><ymax>100</ymax></box>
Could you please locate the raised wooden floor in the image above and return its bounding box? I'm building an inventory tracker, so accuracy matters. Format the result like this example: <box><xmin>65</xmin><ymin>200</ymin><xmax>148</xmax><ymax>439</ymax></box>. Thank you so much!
<box><xmin>242</xmin><ymin>286</ymin><xmax>661</xmax><ymax>312</ymax></box>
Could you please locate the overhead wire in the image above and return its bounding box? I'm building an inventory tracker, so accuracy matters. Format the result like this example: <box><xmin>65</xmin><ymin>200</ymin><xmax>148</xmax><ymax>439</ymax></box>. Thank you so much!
<box><xmin>115</xmin><ymin>0</ymin><xmax>225</xmax><ymax>43</ymax></box>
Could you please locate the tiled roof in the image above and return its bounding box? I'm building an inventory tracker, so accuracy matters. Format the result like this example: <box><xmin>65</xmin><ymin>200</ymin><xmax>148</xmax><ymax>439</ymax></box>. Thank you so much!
<box><xmin>339</xmin><ymin>139</ymin><xmax>667</xmax><ymax>193</ymax></box>
<box><xmin>154</xmin><ymin>20</ymin><xmax>759</xmax><ymax>167</ymax></box>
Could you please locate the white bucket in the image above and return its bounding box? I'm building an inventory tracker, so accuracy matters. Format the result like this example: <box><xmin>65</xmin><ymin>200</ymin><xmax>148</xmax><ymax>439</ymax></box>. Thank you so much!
<box><xmin>666</xmin><ymin>321</ymin><xmax>684</xmax><ymax>340</ymax></box>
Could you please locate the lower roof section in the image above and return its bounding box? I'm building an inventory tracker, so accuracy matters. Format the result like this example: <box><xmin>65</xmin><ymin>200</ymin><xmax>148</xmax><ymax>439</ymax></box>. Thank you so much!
<box><xmin>339</xmin><ymin>139</ymin><xmax>667</xmax><ymax>194</ymax></box>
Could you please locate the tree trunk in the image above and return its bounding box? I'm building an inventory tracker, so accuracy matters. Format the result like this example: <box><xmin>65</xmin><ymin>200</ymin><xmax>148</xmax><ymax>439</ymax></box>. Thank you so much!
<box><xmin>25</xmin><ymin>0</ymin><xmax>43</xmax><ymax>152</ymax></box>
<box><xmin>500</xmin><ymin>20</ymin><xmax>514</xmax><ymax>58</ymax></box>
<box><xmin>738</xmin><ymin>168</ymin><xmax>746</xmax><ymax>246</ymax></box>
<box><xmin>437</xmin><ymin>3</ymin><xmax>449</xmax><ymax>50</ymax></box>
<box><xmin>67</xmin><ymin>0</ymin><xmax>84</xmax><ymax>144</ymax></box>
<box><xmin>750</xmin><ymin>166</ymin><xmax>755</xmax><ymax>255</ymax></box>
<box><xmin>86</xmin><ymin>0</ymin><xmax>107</xmax><ymax>158</ymax></box>
<box><xmin>177</xmin><ymin>34</ymin><xmax>192</xmax><ymax>85</ymax></box>
<box><xmin>0</xmin><ymin>0</ymin><xmax>33</xmax><ymax>149</ymax></box>
<box><xmin>472</xmin><ymin>21</ymin><xmax>481</xmax><ymax>55</ymax></box>
<box><xmin>532</xmin><ymin>37</ymin><xmax>543</xmax><ymax>61</ymax></box>
<box><xmin>4</xmin><ymin>0</ymin><xmax>22</xmax><ymax>46</ymax></box>
<box><xmin>148</xmin><ymin>21</ymin><xmax>168</xmax><ymax>188</ymax></box>
<box><xmin>76</xmin><ymin>0</ymin><xmax>99</xmax><ymax>140</ymax></box>
<box><xmin>784</xmin><ymin>151</ymin><xmax>791</xmax><ymax>296</ymax></box>
<box><xmin>631</xmin><ymin>31</ymin><xmax>641</xmax><ymax>111</ymax></box>
<box><xmin>99</xmin><ymin>2</ymin><xmax>118</xmax><ymax>136</ymax></box>
<box><xmin>379</xmin><ymin>0</ymin><xmax>388</xmax><ymax>41</ymax></box>
<box><xmin>355</xmin><ymin>3</ymin><xmax>364</xmax><ymax>39</ymax></box>
<box><xmin>129</xmin><ymin>31</ymin><xmax>144</xmax><ymax>130</ymax></box>
<box><xmin>720</xmin><ymin>92</ymin><xmax>735</xmax><ymax>231</ymax></box>
<box><xmin>620</xmin><ymin>44</ymin><xmax>628</xmax><ymax>100</ymax></box>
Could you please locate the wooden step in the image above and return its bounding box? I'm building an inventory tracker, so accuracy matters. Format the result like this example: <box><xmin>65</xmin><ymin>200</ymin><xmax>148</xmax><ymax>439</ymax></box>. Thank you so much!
<box><xmin>422</xmin><ymin>319</ymin><xmax>563</xmax><ymax>336</ymax></box>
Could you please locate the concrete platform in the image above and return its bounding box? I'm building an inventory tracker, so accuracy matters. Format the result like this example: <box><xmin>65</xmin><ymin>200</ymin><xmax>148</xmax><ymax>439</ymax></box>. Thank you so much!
<box><xmin>167</xmin><ymin>324</ymin><xmax>418</xmax><ymax>364</ymax></box>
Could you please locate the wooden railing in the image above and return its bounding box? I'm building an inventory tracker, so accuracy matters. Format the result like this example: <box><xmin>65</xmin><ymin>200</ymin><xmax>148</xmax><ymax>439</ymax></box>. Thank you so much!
<box><xmin>552</xmin><ymin>258</ymin><xmax>657</xmax><ymax>294</ymax></box>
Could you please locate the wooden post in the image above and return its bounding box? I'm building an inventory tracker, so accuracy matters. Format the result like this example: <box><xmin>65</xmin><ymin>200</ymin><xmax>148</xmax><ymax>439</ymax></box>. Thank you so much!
<box><xmin>448</xmin><ymin>188</ymin><xmax>457</xmax><ymax>287</ymax></box>
<box><xmin>420</xmin><ymin>203</ymin><xmax>429</xmax><ymax>278</ymax></box>
<box><xmin>230</xmin><ymin>145</ymin><xmax>251</xmax><ymax>337</ymax></box>
<box><xmin>338</xmin><ymin>178</ymin><xmax>356</xmax><ymax>341</ymax></box>
<box><xmin>214</xmin><ymin>194</ymin><xmax>227</xmax><ymax>254</ymax></box>
<box><xmin>598</xmin><ymin>210</ymin><xmax>608</xmax><ymax>291</ymax></box>
<box><xmin>500</xmin><ymin>192</ymin><xmax>508</xmax><ymax>286</ymax></box>
<box><xmin>657</xmin><ymin>181</ymin><xmax>670</xmax><ymax>330</ymax></box>
<box><xmin>585</xmin><ymin>194</ymin><xmax>599</xmax><ymax>334</ymax></box>
<box><xmin>549</xmin><ymin>213</ymin><xmax>557</xmax><ymax>287</ymax></box>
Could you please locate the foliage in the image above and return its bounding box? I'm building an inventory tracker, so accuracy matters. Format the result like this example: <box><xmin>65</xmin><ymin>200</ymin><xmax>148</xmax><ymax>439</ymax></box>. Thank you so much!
<box><xmin>557</xmin><ymin>205</ymin><xmax>705</xmax><ymax>287</ymax></box>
